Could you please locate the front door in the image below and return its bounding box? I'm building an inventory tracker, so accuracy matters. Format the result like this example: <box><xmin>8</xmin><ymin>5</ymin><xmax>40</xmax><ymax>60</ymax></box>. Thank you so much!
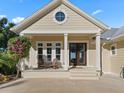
<box><xmin>69</xmin><ymin>43</ymin><xmax>87</xmax><ymax>66</ymax></box>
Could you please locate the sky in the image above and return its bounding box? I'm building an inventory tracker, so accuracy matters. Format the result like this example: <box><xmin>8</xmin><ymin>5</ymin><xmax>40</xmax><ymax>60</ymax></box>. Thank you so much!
<box><xmin>0</xmin><ymin>0</ymin><xmax>124</xmax><ymax>28</ymax></box>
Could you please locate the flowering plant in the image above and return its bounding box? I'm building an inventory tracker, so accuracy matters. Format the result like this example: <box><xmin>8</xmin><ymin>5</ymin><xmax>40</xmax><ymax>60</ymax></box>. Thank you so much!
<box><xmin>8</xmin><ymin>36</ymin><xmax>31</xmax><ymax>61</ymax></box>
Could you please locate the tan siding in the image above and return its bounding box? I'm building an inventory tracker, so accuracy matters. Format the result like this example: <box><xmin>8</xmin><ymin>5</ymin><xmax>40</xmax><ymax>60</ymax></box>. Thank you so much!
<box><xmin>110</xmin><ymin>40</ymin><xmax>124</xmax><ymax>75</ymax></box>
<box><xmin>102</xmin><ymin>44</ymin><xmax>111</xmax><ymax>73</ymax></box>
<box><xmin>103</xmin><ymin>40</ymin><xmax>124</xmax><ymax>75</ymax></box>
<box><xmin>89</xmin><ymin>43</ymin><xmax>96</xmax><ymax>66</ymax></box>
<box><xmin>25</xmin><ymin>4</ymin><xmax>99</xmax><ymax>32</ymax></box>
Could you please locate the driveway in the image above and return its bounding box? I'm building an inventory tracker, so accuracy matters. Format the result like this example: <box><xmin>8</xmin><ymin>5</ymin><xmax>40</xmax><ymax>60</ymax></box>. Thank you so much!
<box><xmin>0</xmin><ymin>76</ymin><xmax>124</xmax><ymax>93</ymax></box>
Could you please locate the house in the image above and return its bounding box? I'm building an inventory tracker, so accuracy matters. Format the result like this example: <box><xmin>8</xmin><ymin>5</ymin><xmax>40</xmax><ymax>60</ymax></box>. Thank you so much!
<box><xmin>101</xmin><ymin>26</ymin><xmax>124</xmax><ymax>76</ymax></box>
<box><xmin>12</xmin><ymin>0</ymin><xmax>124</xmax><ymax>77</ymax></box>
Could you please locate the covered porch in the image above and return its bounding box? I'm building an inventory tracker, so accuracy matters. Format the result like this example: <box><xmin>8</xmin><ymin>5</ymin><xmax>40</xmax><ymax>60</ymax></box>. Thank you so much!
<box><xmin>21</xmin><ymin>30</ymin><xmax>101</xmax><ymax>72</ymax></box>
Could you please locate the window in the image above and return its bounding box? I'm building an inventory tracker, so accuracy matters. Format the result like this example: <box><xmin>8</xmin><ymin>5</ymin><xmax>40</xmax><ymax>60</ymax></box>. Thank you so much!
<box><xmin>38</xmin><ymin>48</ymin><xmax>43</xmax><ymax>54</ymax></box>
<box><xmin>55</xmin><ymin>43</ymin><xmax>61</xmax><ymax>61</ymax></box>
<box><xmin>37</xmin><ymin>43</ymin><xmax>44</xmax><ymax>65</ymax></box>
<box><xmin>55</xmin><ymin>11</ymin><xmax>65</xmax><ymax>22</ymax></box>
<box><xmin>37</xmin><ymin>42</ymin><xmax>62</xmax><ymax>63</ymax></box>
<box><xmin>111</xmin><ymin>44</ymin><xmax>117</xmax><ymax>55</ymax></box>
<box><xmin>47</xmin><ymin>43</ymin><xmax>52</xmax><ymax>47</ymax></box>
<box><xmin>38</xmin><ymin>43</ymin><xmax>43</xmax><ymax>47</ymax></box>
<box><xmin>56</xmin><ymin>43</ymin><xmax>61</xmax><ymax>47</ymax></box>
<box><xmin>47</xmin><ymin>43</ymin><xmax>52</xmax><ymax>61</ymax></box>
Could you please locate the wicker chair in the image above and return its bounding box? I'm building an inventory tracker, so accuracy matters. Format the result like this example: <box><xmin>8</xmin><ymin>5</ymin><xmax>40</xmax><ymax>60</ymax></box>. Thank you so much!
<box><xmin>52</xmin><ymin>58</ymin><xmax>61</xmax><ymax>69</ymax></box>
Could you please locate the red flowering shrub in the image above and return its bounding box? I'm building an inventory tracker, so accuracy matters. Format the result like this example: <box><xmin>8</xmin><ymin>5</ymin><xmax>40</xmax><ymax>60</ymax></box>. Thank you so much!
<box><xmin>8</xmin><ymin>36</ymin><xmax>31</xmax><ymax>61</ymax></box>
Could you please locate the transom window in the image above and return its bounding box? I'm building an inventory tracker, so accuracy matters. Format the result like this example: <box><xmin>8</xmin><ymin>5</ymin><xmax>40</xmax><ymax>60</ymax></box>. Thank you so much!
<box><xmin>55</xmin><ymin>11</ymin><xmax>65</xmax><ymax>22</ymax></box>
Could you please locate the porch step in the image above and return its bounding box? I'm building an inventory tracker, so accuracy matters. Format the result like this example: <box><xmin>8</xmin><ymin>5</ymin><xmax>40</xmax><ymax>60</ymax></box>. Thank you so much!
<box><xmin>70</xmin><ymin>77</ymin><xmax>98</xmax><ymax>80</ymax></box>
<box><xmin>22</xmin><ymin>71</ymin><xmax>70</xmax><ymax>78</ymax></box>
<box><xmin>70</xmin><ymin>67</ymin><xmax>99</xmax><ymax>80</ymax></box>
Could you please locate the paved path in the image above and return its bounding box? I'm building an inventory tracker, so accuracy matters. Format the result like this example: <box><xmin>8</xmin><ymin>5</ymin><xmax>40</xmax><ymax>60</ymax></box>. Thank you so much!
<box><xmin>0</xmin><ymin>76</ymin><xmax>124</xmax><ymax>93</ymax></box>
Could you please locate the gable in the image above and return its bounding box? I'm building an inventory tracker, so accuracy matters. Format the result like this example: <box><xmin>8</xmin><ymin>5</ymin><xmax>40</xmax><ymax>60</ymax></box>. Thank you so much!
<box><xmin>11</xmin><ymin>0</ymin><xmax>109</xmax><ymax>33</ymax></box>
<box><xmin>24</xmin><ymin>4</ymin><xmax>100</xmax><ymax>32</ymax></box>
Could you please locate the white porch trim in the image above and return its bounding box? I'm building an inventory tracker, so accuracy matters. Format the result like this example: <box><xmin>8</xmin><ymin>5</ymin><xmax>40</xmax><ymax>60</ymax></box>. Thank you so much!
<box><xmin>21</xmin><ymin>29</ymin><xmax>100</xmax><ymax>35</ymax></box>
<box><xmin>64</xmin><ymin>33</ymin><xmax>69</xmax><ymax>70</ymax></box>
<box><xmin>96</xmin><ymin>32</ymin><xmax>101</xmax><ymax>71</ymax></box>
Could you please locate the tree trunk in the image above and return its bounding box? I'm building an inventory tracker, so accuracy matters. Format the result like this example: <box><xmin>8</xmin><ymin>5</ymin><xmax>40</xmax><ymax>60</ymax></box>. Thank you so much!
<box><xmin>15</xmin><ymin>60</ymin><xmax>22</xmax><ymax>79</ymax></box>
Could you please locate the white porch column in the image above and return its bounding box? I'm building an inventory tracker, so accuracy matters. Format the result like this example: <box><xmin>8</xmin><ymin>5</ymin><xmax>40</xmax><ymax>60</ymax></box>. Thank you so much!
<box><xmin>96</xmin><ymin>32</ymin><xmax>101</xmax><ymax>71</ymax></box>
<box><xmin>64</xmin><ymin>33</ymin><xmax>69</xmax><ymax>70</ymax></box>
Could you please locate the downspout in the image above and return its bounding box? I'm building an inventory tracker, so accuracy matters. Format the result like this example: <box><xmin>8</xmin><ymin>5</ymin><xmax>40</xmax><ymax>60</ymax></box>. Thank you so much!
<box><xmin>100</xmin><ymin>41</ymin><xmax>103</xmax><ymax>76</ymax></box>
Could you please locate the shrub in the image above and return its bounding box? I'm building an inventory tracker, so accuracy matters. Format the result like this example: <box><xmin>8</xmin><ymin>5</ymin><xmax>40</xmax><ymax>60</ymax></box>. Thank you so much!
<box><xmin>0</xmin><ymin>53</ymin><xmax>17</xmax><ymax>75</ymax></box>
<box><xmin>7</xmin><ymin>36</ymin><xmax>31</xmax><ymax>78</ymax></box>
<box><xmin>8</xmin><ymin>36</ymin><xmax>31</xmax><ymax>60</ymax></box>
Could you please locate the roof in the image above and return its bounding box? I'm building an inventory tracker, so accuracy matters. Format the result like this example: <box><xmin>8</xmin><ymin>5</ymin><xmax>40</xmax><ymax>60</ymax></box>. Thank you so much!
<box><xmin>11</xmin><ymin>0</ymin><xmax>109</xmax><ymax>33</ymax></box>
<box><xmin>101</xmin><ymin>26</ymin><xmax>124</xmax><ymax>41</ymax></box>
<box><xmin>101</xmin><ymin>28</ymin><xmax>119</xmax><ymax>40</ymax></box>
<box><xmin>112</xmin><ymin>26</ymin><xmax>124</xmax><ymax>40</ymax></box>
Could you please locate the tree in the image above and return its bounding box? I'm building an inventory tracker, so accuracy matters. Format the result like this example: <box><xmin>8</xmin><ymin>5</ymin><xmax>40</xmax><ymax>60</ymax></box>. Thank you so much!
<box><xmin>0</xmin><ymin>17</ymin><xmax>17</xmax><ymax>50</ymax></box>
<box><xmin>7</xmin><ymin>36</ymin><xmax>31</xmax><ymax>78</ymax></box>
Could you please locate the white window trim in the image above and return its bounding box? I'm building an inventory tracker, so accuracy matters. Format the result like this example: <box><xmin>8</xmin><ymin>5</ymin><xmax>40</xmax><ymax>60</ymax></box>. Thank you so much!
<box><xmin>110</xmin><ymin>44</ymin><xmax>117</xmax><ymax>56</ymax></box>
<box><xmin>36</xmin><ymin>41</ymin><xmax>63</xmax><ymax>65</ymax></box>
<box><xmin>53</xmin><ymin>8</ymin><xmax>68</xmax><ymax>25</ymax></box>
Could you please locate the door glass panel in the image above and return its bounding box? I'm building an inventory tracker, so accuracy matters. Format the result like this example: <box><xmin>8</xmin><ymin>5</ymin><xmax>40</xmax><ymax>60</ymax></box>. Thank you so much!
<box><xmin>47</xmin><ymin>55</ymin><xmax>51</xmax><ymax>61</ymax></box>
<box><xmin>47</xmin><ymin>48</ymin><xmax>52</xmax><ymax>54</ymax></box>
<box><xmin>56</xmin><ymin>48</ymin><xmax>61</xmax><ymax>54</ymax></box>
<box><xmin>47</xmin><ymin>48</ymin><xmax>52</xmax><ymax>61</ymax></box>
<box><xmin>38</xmin><ymin>48</ymin><xmax>43</xmax><ymax>54</ymax></box>
<box><xmin>79</xmin><ymin>47</ymin><xmax>84</xmax><ymax>64</ymax></box>
<box><xmin>38</xmin><ymin>43</ymin><xmax>44</xmax><ymax>67</ymax></box>
<box><xmin>56</xmin><ymin>55</ymin><xmax>60</xmax><ymax>60</ymax></box>
<box><xmin>55</xmin><ymin>43</ymin><xmax>61</xmax><ymax>61</ymax></box>
<box><xmin>38</xmin><ymin>55</ymin><xmax>44</xmax><ymax>65</ymax></box>
<box><xmin>79</xmin><ymin>44</ymin><xmax>86</xmax><ymax>65</ymax></box>
<box><xmin>70</xmin><ymin>44</ymin><xmax>77</xmax><ymax>65</ymax></box>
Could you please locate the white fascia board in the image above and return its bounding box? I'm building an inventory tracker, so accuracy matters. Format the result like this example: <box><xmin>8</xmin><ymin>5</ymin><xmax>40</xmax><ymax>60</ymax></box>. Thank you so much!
<box><xmin>21</xmin><ymin>29</ymin><xmax>100</xmax><ymax>35</ymax></box>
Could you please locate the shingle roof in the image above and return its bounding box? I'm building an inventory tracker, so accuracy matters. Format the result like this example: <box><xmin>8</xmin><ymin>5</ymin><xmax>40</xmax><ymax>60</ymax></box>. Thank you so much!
<box><xmin>112</xmin><ymin>26</ymin><xmax>124</xmax><ymax>39</ymax></box>
<box><xmin>101</xmin><ymin>28</ymin><xmax>119</xmax><ymax>40</ymax></box>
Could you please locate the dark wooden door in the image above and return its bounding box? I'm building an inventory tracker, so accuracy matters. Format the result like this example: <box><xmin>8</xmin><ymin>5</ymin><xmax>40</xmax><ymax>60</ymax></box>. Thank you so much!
<box><xmin>69</xmin><ymin>43</ymin><xmax>87</xmax><ymax>66</ymax></box>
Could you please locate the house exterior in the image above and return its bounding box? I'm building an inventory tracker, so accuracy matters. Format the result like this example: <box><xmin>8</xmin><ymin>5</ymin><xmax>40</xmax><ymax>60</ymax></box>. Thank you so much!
<box><xmin>101</xmin><ymin>26</ymin><xmax>124</xmax><ymax>76</ymax></box>
<box><xmin>11</xmin><ymin>0</ymin><xmax>116</xmax><ymax>76</ymax></box>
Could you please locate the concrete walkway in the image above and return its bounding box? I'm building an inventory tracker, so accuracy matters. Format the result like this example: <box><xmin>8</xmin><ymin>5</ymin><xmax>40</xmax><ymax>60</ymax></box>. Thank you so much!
<box><xmin>0</xmin><ymin>75</ymin><xmax>124</xmax><ymax>93</ymax></box>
